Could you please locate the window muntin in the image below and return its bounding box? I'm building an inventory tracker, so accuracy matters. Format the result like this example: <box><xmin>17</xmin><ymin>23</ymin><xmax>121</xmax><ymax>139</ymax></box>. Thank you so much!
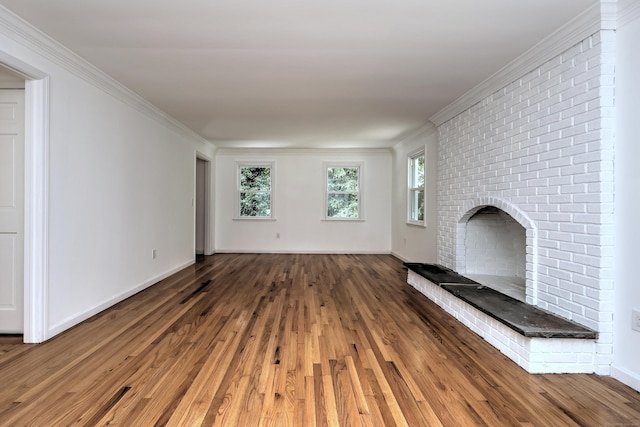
<box><xmin>408</xmin><ymin>151</ymin><xmax>425</xmax><ymax>225</ymax></box>
<box><xmin>237</xmin><ymin>163</ymin><xmax>274</xmax><ymax>219</ymax></box>
<box><xmin>325</xmin><ymin>164</ymin><xmax>362</xmax><ymax>220</ymax></box>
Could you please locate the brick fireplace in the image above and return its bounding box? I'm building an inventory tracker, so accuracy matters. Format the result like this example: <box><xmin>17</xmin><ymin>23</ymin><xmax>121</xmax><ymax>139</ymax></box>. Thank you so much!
<box><xmin>457</xmin><ymin>202</ymin><xmax>529</xmax><ymax>302</ymax></box>
<box><xmin>420</xmin><ymin>26</ymin><xmax>616</xmax><ymax>374</ymax></box>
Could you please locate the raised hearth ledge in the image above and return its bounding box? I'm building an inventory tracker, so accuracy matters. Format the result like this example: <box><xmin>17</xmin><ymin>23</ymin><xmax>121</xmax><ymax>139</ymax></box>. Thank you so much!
<box><xmin>404</xmin><ymin>263</ymin><xmax>596</xmax><ymax>339</ymax></box>
<box><xmin>405</xmin><ymin>263</ymin><xmax>598</xmax><ymax>374</ymax></box>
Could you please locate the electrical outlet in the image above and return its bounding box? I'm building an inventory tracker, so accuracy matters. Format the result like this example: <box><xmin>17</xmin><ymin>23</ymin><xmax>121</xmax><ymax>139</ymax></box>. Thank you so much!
<box><xmin>633</xmin><ymin>309</ymin><xmax>640</xmax><ymax>332</ymax></box>
<box><xmin>276</xmin><ymin>233</ymin><xmax>280</xmax><ymax>239</ymax></box>
<box><xmin>152</xmin><ymin>249</ymin><xmax>157</xmax><ymax>259</ymax></box>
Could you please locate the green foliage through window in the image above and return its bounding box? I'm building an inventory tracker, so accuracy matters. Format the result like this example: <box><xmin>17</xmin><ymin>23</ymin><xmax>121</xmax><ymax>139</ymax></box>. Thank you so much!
<box><xmin>409</xmin><ymin>153</ymin><xmax>425</xmax><ymax>223</ymax></box>
<box><xmin>326</xmin><ymin>166</ymin><xmax>360</xmax><ymax>219</ymax></box>
<box><xmin>239</xmin><ymin>166</ymin><xmax>272</xmax><ymax>217</ymax></box>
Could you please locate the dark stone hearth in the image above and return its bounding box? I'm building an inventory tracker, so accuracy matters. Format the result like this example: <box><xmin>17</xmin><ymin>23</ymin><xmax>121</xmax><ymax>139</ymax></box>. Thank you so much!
<box><xmin>403</xmin><ymin>263</ymin><xmax>479</xmax><ymax>285</ymax></box>
<box><xmin>404</xmin><ymin>263</ymin><xmax>597</xmax><ymax>340</ymax></box>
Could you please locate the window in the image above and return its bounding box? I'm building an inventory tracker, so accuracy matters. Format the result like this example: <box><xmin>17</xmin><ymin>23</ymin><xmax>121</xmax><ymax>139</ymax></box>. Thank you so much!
<box><xmin>324</xmin><ymin>163</ymin><xmax>362</xmax><ymax>220</ymax></box>
<box><xmin>236</xmin><ymin>162</ymin><xmax>274</xmax><ymax>219</ymax></box>
<box><xmin>408</xmin><ymin>150</ymin><xmax>425</xmax><ymax>225</ymax></box>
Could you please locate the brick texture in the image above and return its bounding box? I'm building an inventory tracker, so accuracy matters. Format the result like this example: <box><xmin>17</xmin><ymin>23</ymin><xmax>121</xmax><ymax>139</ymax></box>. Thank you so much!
<box><xmin>465</xmin><ymin>208</ymin><xmax>526</xmax><ymax>277</ymax></box>
<box><xmin>436</xmin><ymin>31</ymin><xmax>615</xmax><ymax>375</ymax></box>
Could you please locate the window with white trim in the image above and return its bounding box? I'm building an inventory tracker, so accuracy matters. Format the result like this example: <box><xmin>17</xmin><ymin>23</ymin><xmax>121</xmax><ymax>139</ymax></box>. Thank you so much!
<box><xmin>236</xmin><ymin>162</ymin><xmax>274</xmax><ymax>219</ymax></box>
<box><xmin>407</xmin><ymin>150</ymin><xmax>425</xmax><ymax>225</ymax></box>
<box><xmin>324</xmin><ymin>163</ymin><xmax>362</xmax><ymax>220</ymax></box>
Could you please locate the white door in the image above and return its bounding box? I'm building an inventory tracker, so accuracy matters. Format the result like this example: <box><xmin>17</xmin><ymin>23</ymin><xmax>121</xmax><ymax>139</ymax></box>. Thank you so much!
<box><xmin>0</xmin><ymin>89</ymin><xmax>24</xmax><ymax>333</ymax></box>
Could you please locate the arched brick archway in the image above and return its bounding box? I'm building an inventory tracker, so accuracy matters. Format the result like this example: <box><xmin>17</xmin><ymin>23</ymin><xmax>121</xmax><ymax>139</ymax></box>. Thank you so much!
<box><xmin>455</xmin><ymin>197</ymin><xmax>538</xmax><ymax>304</ymax></box>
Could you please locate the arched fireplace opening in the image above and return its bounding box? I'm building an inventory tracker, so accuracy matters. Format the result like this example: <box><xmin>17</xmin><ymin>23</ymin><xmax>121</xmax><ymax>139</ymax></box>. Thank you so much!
<box><xmin>463</xmin><ymin>206</ymin><xmax>527</xmax><ymax>301</ymax></box>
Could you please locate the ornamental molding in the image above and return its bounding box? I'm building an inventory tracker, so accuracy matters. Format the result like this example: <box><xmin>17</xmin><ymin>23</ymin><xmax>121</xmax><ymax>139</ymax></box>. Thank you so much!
<box><xmin>430</xmin><ymin>2</ymin><xmax>608</xmax><ymax>127</ymax></box>
<box><xmin>0</xmin><ymin>5</ymin><xmax>209</xmax><ymax>146</ymax></box>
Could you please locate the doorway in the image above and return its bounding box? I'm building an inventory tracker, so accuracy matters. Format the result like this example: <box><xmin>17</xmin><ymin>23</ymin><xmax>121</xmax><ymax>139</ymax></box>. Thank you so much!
<box><xmin>195</xmin><ymin>156</ymin><xmax>211</xmax><ymax>259</ymax></box>
<box><xmin>0</xmin><ymin>83</ymin><xmax>25</xmax><ymax>333</ymax></box>
<box><xmin>0</xmin><ymin>53</ymin><xmax>50</xmax><ymax>343</ymax></box>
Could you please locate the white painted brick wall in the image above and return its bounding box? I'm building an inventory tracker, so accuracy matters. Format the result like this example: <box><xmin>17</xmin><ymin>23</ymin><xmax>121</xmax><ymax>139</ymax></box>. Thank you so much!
<box><xmin>465</xmin><ymin>208</ymin><xmax>526</xmax><ymax>277</ymax></box>
<box><xmin>436</xmin><ymin>31</ymin><xmax>615</xmax><ymax>375</ymax></box>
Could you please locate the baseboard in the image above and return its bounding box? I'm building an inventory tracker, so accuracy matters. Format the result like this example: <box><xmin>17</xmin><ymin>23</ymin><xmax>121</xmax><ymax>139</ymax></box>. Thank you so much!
<box><xmin>390</xmin><ymin>251</ymin><xmax>410</xmax><ymax>262</ymax></box>
<box><xmin>611</xmin><ymin>365</ymin><xmax>640</xmax><ymax>393</ymax></box>
<box><xmin>214</xmin><ymin>249</ymin><xmax>392</xmax><ymax>255</ymax></box>
<box><xmin>47</xmin><ymin>259</ymin><xmax>194</xmax><ymax>339</ymax></box>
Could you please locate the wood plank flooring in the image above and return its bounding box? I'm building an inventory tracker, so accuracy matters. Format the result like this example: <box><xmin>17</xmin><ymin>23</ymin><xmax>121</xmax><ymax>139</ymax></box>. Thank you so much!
<box><xmin>1</xmin><ymin>253</ymin><xmax>639</xmax><ymax>426</ymax></box>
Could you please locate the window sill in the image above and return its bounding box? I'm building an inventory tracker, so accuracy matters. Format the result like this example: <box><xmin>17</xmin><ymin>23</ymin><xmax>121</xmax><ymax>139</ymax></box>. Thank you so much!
<box><xmin>233</xmin><ymin>217</ymin><xmax>277</xmax><ymax>221</ymax></box>
<box><xmin>321</xmin><ymin>218</ymin><xmax>365</xmax><ymax>222</ymax></box>
<box><xmin>406</xmin><ymin>221</ymin><xmax>426</xmax><ymax>228</ymax></box>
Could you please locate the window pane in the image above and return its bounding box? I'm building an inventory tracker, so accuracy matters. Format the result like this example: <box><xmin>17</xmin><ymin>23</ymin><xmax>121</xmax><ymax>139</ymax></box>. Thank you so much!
<box><xmin>327</xmin><ymin>167</ymin><xmax>359</xmax><ymax>192</ymax></box>
<box><xmin>415</xmin><ymin>155</ymin><xmax>425</xmax><ymax>187</ymax></box>
<box><xmin>327</xmin><ymin>193</ymin><xmax>359</xmax><ymax>218</ymax></box>
<box><xmin>240</xmin><ymin>192</ymin><xmax>271</xmax><ymax>217</ymax></box>
<box><xmin>240</xmin><ymin>167</ymin><xmax>271</xmax><ymax>191</ymax></box>
<box><xmin>410</xmin><ymin>189</ymin><xmax>424</xmax><ymax>222</ymax></box>
<box><xmin>412</xmin><ymin>155</ymin><xmax>424</xmax><ymax>187</ymax></box>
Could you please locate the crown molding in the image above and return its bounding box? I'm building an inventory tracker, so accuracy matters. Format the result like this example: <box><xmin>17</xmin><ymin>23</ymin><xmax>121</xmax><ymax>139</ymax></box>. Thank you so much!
<box><xmin>216</xmin><ymin>147</ymin><xmax>393</xmax><ymax>156</ymax></box>
<box><xmin>391</xmin><ymin>122</ymin><xmax>436</xmax><ymax>152</ymax></box>
<box><xmin>618</xmin><ymin>0</ymin><xmax>640</xmax><ymax>27</ymax></box>
<box><xmin>430</xmin><ymin>1</ymin><xmax>608</xmax><ymax>127</ymax></box>
<box><xmin>392</xmin><ymin>122</ymin><xmax>436</xmax><ymax>145</ymax></box>
<box><xmin>0</xmin><ymin>5</ymin><xmax>209</xmax><ymax>146</ymax></box>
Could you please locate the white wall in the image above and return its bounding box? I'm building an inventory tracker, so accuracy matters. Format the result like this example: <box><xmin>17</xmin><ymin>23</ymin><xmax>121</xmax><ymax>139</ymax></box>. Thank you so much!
<box><xmin>390</xmin><ymin>126</ymin><xmax>438</xmax><ymax>262</ymax></box>
<box><xmin>215</xmin><ymin>149</ymin><xmax>391</xmax><ymax>253</ymax></box>
<box><xmin>0</xmin><ymin>8</ymin><xmax>215</xmax><ymax>339</ymax></box>
<box><xmin>612</xmin><ymin>0</ymin><xmax>640</xmax><ymax>391</ymax></box>
<box><xmin>48</xmin><ymin>92</ymin><xmax>209</xmax><ymax>333</ymax></box>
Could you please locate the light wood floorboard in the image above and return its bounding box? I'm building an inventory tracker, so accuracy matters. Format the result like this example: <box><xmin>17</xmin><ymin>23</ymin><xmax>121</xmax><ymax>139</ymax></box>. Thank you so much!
<box><xmin>1</xmin><ymin>254</ymin><xmax>639</xmax><ymax>426</ymax></box>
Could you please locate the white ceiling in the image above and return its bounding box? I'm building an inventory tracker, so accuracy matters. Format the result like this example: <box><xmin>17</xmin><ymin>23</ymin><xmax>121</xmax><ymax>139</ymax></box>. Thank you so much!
<box><xmin>0</xmin><ymin>0</ymin><xmax>597</xmax><ymax>148</ymax></box>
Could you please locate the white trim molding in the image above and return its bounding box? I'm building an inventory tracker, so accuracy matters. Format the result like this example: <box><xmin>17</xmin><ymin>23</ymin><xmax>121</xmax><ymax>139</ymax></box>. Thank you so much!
<box><xmin>611</xmin><ymin>365</ymin><xmax>640</xmax><ymax>394</ymax></box>
<box><xmin>218</xmin><ymin>147</ymin><xmax>391</xmax><ymax>157</ymax></box>
<box><xmin>0</xmin><ymin>48</ymin><xmax>50</xmax><ymax>343</ymax></box>
<box><xmin>23</xmin><ymin>77</ymin><xmax>49</xmax><ymax>343</ymax></box>
<box><xmin>215</xmin><ymin>249</ymin><xmax>391</xmax><ymax>255</ymax></box>
<box><xmin>47</xmin><ymin>260</ymin><xmax>194</xmax><ymax>337</ymax></box>
<box><xmin>0</xmin><ymin>5</ymin><xmax>209</xmax><ymax>147</ymax></box>
<box><xmin>618</xmin><ymin>0</ymin><xmax>640</xmax><ymax>27</ymax></box>
<box><xmin>430</xmin><ymin>1</ymin><xmax>615</xmax><ymax>126</ymax></box>
<box><xmin>392</xmin><ymin>122</ymin><xmax>437</xmax><ymax>150</ymax></box>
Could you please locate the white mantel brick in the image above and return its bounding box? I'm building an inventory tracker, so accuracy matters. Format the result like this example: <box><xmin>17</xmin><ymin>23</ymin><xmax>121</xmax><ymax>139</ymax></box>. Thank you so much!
<box><xmin>436</xmin><ymin>31</ymin><xmax>615</xmax><ymax>375</ymax></box>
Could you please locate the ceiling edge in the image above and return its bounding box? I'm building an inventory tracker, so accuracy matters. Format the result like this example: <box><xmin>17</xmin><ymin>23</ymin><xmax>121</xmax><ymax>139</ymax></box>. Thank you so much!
<box><xmin>430</xmin><ymin>1</ymin><xmax>606</xmax><ymax>127</ymax></box>
<box><xmin>391</xmin><ymin>122</ymin><xmax>437</xmax><ymax>151</ymax></box>
<box><xmin>216</xmin><ymin>147</ymin><xmax>393</xmax><ymax>156</ymax></box>
<box><xmin>618</xmin><ymin>0</ymin><xmax>640</xmax><ymax>27</ymax></box>
<box><xmin>393</xmin><ymin>121</ymin><xmax>436</xmax><ymax>143</ymax></box>
<box><xmin>0</xmin><ymin>5</ymin><xmax>209</xmax><ymax>146</ymax></box>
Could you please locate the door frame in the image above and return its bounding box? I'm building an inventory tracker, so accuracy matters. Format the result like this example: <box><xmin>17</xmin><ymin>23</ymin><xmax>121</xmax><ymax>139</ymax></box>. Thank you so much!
<box><xmin>0</xmin><ymin>51</ymin><xmax>50</xmax><ymax>343</ymax></box>
<box><xmin>195</xmin><ymin>152</ymin><xmax>213</xmax><ymax>257</ymax></box>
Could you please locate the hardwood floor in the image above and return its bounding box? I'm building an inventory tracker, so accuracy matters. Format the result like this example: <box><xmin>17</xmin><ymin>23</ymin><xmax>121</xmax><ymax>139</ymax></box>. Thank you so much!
<box><xmin>1</xmin><ymin>254</ymin><xmax>639</xmax><ymax>426</ymax></box>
